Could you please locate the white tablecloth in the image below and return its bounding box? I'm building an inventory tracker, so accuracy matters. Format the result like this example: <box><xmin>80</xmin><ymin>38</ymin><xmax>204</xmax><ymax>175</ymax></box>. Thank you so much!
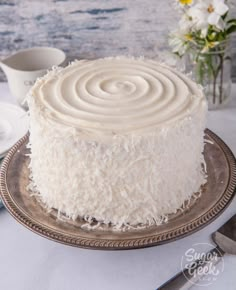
<box><xmin>0</xmin><ymin>82</ymin><xmax>236</xmax><ymax>290</ymax></box>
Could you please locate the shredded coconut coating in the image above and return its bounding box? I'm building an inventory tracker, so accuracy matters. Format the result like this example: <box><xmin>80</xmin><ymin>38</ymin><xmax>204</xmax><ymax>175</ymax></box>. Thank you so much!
<box><xmin>26</xmin><ymin>57</ymin><xmax>207</xmax><ymax>230</ymax></box>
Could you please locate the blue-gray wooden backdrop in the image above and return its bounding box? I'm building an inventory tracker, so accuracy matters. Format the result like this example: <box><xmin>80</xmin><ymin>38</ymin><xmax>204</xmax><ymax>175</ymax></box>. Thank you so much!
<box><xmin>0</xmin><ymin>0</ymin><xmax>235</xmax><ymax>81</ymax></box>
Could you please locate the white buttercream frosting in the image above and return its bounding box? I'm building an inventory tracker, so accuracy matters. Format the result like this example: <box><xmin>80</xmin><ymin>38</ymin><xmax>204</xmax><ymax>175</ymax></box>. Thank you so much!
<box><xmin>27</xmin><ymin>56</ymin><xmax>207</xmax><ymax>230</ymax></box>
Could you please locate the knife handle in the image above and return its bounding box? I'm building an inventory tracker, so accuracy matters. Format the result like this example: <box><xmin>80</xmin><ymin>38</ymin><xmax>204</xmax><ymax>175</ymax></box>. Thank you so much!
<box><xmin>157</xmin><ymin>246</ymin><xmax>224</xmax><ymax>290</ymax></box>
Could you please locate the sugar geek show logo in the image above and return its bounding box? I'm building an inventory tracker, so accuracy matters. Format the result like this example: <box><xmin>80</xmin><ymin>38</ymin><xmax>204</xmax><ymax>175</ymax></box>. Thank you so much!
<box><xmin>181</xmin><ymin>243</ymin><xmax>224</xmax><ymax>287</ymax></box>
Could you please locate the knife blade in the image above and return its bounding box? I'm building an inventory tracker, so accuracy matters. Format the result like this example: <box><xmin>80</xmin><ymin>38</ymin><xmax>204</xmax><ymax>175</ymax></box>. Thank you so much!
<box><xmin>212</xmin><ymin>214</ymin><xmax>236</xmax><ymax>255</ymax></box>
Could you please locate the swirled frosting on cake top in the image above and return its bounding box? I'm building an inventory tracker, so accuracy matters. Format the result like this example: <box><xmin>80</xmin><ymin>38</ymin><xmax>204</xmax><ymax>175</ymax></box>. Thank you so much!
<box><xmin>31</xmin><ymin>57</ymin><xmax>206</xmax><ymax>135</ymax></box>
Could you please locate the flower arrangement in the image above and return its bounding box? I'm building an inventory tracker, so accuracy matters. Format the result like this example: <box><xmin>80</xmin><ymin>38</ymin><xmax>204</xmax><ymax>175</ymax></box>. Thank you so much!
<box><xmin>169</xmin><ymin>0</ymin><xmax>236</xmax><ymax>108</ymax></box>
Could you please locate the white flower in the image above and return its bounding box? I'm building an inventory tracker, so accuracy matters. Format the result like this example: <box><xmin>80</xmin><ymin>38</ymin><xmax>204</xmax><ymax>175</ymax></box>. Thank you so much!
<box><xmin>187</xmin><ymin>0</ymin><xmax>229</xmax><ymax>34</ymax></box>
<box><xmin>169</xmin><ymin>33</ymin><xmax>189</xmax><ymax>56</ymax></box>
<box><xmin>207</xmin><ymin>0</ymin><xmax>228</xmax><ymax>29</ymax></box>
<box><xmin>187</xmin><ymin>5</ymin><xmax>208</xmax><ymax>33</ymax></box>
<box><xmin>179</xmin><ymin>14</ymin><xmax>194</xmax><ymax>33</ymax></box>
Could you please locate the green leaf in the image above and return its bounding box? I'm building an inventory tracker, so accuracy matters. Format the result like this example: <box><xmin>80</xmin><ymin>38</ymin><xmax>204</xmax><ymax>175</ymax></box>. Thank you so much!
<box><xmin>227</xmin><ymin>19</ymin><xmax>236</xmax><ymax>25</ymax></box>
<box><xmin>222</xmin><ymin>12</ymin><xmax>229</xmax><ymax>20</ymax></box>
<box><xmin>226</xmin><ymin>24</ymin><xmax>236</xmax><ymax>34</ymax></box>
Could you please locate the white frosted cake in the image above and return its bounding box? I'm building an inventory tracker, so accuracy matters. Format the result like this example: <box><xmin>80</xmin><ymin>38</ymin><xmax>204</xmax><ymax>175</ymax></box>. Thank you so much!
<box><xmin>27</xmin><ymin>57</ymin><xmax>207</xmax><ymax>230</ymax></box>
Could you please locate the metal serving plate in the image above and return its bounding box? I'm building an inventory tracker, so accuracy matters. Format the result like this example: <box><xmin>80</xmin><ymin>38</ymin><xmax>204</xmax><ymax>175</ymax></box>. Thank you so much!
<box><xmin>0</xmin><ymin>129</ymin><xmax>235</xmax><ymax>250</ymax></box>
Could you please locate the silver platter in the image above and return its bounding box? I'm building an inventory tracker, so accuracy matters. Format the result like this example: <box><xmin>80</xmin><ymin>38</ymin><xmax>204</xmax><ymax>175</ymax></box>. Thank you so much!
<box><xmin>0</xmin><ymin>129</ymin><xmax>235</xmax><ymax>250</ymax></box>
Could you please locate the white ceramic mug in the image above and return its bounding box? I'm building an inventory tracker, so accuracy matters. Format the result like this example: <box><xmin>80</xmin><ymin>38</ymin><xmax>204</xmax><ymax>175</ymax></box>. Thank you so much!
<box><xmin>0</xmin><ymin>47</ymin><xmax>66</xmax><ymax>108</ymax></box>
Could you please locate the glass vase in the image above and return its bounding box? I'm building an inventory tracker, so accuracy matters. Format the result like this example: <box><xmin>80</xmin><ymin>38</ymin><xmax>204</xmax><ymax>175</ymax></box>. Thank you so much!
<box><xmin>187</xmin><ymin>40</ymin><xmax>232</xmax><ymax>110</ymax></box>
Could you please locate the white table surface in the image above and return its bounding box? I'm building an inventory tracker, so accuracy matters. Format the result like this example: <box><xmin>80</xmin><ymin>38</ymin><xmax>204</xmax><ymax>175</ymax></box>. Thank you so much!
<box><xmin>0</xmin><ymin>82</ymin><xmax>236</xmax><ymax>290</ymax></box>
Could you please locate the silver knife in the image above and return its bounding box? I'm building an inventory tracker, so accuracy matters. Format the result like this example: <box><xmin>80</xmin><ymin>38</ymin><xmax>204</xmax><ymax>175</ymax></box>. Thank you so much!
<box><xmin>158</xmin><ymin>214</ymin><xmax>236</xmax><ymax>290</ymax></box>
